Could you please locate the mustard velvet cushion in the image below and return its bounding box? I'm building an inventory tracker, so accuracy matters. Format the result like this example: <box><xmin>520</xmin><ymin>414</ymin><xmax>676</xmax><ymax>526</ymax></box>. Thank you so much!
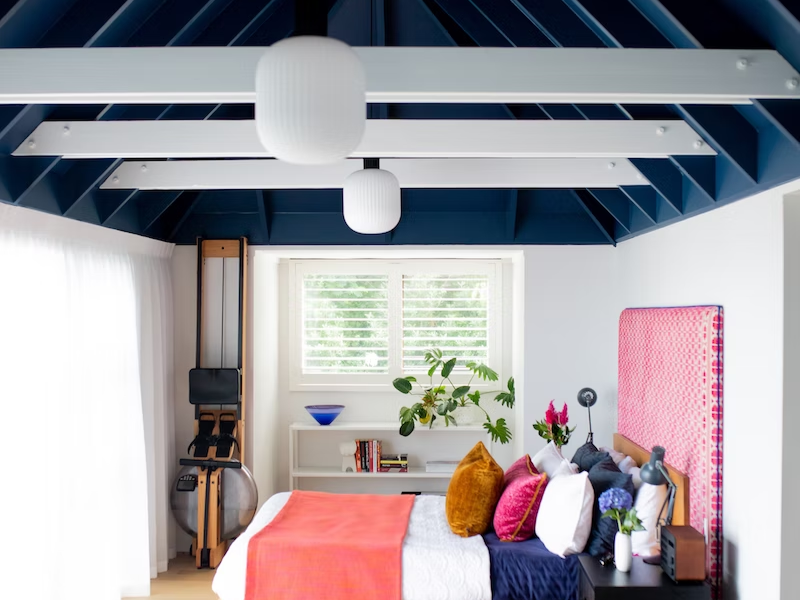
<box><xmin>446</xmin><ymin>441</ymin><xmax>504</xmax><ymax>537</ymax></box>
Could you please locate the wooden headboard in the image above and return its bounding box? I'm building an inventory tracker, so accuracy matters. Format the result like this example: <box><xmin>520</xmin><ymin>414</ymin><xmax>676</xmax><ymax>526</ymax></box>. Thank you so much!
<box><xmin>614</xmin><ymin>433</ymin><xmax>690</xmax><ymax>527</ymax></box>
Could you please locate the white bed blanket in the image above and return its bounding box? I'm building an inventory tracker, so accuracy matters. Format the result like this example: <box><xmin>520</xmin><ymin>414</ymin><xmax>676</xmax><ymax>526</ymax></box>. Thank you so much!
<box><xmin>212</xmin><ymin>492</ymin><xmax>491</xmax><ymax>600</ymax></box>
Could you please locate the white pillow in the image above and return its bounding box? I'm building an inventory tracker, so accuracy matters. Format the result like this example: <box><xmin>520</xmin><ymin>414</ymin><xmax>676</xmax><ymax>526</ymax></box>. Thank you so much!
<box><xmin>535</xmin><ymin>471</ymin><xmax>594</xmax><ymax>557</ymax></box>
<box><xmin>628</xmin><ymin>466</ymin><xmax>643</xmax><ymax>490</ymax></box>
<box><xmin>600</xmin><ymin>446</ymin><xmax>626</xmax><ymax>465</ymax></box>
<box><xmin>631</xmin><ymin>483</ymin><xmax>668</xmax><ymax>557</ymax></box>
<box><xmin>532</xmin><ymin>442</ymin><xmax>576</xmax><ymax>479</ymax></box>
<box><xmin>619</xmin><ymin>456</ymin><xmax>637</xmax><ymax>474</ymax></box>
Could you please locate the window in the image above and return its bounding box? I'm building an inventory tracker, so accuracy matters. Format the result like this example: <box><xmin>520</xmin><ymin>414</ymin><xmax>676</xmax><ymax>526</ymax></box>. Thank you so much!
<box><xmin>289</xmin><ymin>260</ymin><xmax>502</xmax><ymax>390</ymax></box>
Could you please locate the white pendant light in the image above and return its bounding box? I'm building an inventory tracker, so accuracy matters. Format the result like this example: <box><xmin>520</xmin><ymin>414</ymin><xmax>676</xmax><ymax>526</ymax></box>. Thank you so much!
<box><xmin>255</xmin><ymin>36</ymin><xmax>366</xmax><ymax>165</ymax></box>
<box><xmin>343</xmin><ymin>160</ymin><xmax>401</xmax><ymax>234</ymax></box>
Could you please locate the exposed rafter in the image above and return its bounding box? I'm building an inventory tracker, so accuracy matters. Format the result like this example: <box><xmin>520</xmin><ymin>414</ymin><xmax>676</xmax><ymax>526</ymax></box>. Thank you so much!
<box><xmin>0</xmin><ymin>47</ymin><xmax>797</xmax><ymax>105</ymax></box>
<box><xmin>16</xmin><ymin>119</ymin><xmax>716</xmax><ymax>159</ymax></box>
<box><xmin>0</xmin><ymin>0</ymin><xmax>798</xmax><ymax>247</ymax></box>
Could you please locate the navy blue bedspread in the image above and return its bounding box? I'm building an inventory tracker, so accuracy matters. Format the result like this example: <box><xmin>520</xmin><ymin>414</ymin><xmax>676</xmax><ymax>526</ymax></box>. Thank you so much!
<box><xmin>482</xmin><ymin>533</ymin><xmax>580</xmax><ymax>600</ymax></box>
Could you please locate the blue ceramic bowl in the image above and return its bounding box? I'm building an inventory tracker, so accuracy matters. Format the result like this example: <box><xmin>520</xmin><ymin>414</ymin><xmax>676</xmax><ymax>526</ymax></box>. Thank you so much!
<box><xmin>305</xmin><ymin>404</ymin><xmax>345</xmax><ymax>426</ymax></box>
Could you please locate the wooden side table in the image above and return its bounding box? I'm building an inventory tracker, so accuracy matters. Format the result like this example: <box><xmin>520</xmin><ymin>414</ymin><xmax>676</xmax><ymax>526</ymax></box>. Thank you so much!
<box><xmin>578</xmin><ymin>555</ymin><xmax>711</xmax><ymax>600</ymax></box>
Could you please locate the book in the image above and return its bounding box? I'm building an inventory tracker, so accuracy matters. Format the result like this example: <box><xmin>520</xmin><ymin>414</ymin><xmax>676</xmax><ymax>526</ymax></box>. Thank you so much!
<box><xmin>378</xmin><ymin>465</ymin><xmax>409</xmax><ymax>473</ymax></box>
<box><xmin>353</xmin><ymin>439</ymin><xmax>383</xmax><ymax>472</ymax></box>
<box><xmin>425</xmin><ymin>460</ymin><xmax>459</xmax><ymax>473</ymax></box>
<box><xmin>360</xmin><ymin>440</ymin><xmax>368</xmax><ymax>472</ymax></box>
<box><xmin>380</xmin><ymin>453</ymin><xmax>409</xmax><ymax>464</ymax></box>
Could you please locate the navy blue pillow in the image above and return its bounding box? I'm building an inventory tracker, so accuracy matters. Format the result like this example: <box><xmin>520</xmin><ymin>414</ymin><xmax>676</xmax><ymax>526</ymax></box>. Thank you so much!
<box><xmin>571</xmin><ymin>441</ymin><xmax>610</xmax><ymax>473</ymax></box>
<box><xmin>585</xmin><ymin>457</ymin><xmax>634</xmax><ymax>557</ymax></box>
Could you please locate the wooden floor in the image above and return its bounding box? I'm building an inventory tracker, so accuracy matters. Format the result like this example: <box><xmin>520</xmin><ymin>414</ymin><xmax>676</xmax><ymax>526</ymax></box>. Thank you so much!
<box><xmin>129</xmin><ymin>554</ymin><xmax>217</xmax><ymax>600</ymax></box>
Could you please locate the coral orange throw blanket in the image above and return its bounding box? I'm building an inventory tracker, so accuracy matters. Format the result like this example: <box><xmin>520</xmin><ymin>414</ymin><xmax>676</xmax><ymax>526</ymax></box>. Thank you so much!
<box><xmin>244</xmin><ymin>490</ymin><xmax>415</xmax><ymax>600</ymax></box>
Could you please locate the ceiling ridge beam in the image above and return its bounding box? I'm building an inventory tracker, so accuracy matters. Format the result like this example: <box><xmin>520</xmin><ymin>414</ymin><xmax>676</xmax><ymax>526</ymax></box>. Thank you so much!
<box><xmin>0</xmin><ymin>47</ymin><xmax>796</xmax><ymax>105</ymax></box>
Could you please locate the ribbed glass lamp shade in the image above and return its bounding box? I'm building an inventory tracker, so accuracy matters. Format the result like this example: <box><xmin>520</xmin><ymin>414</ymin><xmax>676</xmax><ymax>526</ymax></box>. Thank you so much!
<box><xmin>343</xmin><ymin>168</ymin><xmax>401</xmax><ymax>234</ymax></box>
<box><xmin>255</xmin><ymin>36</ymin><xmax>366</xmax><ymax>165</ymax></box>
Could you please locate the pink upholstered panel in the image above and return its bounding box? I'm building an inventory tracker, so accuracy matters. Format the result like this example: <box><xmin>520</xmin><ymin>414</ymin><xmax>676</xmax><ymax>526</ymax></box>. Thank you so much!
<box><xmin>618</xmin><ymin>307</ymin><xmax>723</xmax><ymax>597</ymax></box>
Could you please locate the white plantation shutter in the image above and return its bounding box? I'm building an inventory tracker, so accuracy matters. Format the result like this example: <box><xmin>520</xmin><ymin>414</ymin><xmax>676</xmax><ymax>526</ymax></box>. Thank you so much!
<box><xmin>401</xmin><ymin>274</ymin><xmax>490</xmax><ymax>373</ymax></box>
<box><xmin>301</xmin><ymin>273</ymin><xmax>390</xmax><ymax>374</ymax></box>
<box><xmin>291</xmin><ymin>260</ymin><xmax>500</xmax><ymax>389</ymax></box>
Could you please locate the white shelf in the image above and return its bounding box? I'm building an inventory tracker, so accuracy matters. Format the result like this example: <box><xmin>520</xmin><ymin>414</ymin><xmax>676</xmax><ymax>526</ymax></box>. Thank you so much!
<box><xmin>289</xmin><ymin>421</ymin><xmax>490</xmax><ymax>490</ymax></box>
<box><xmin>292</xmin><ymin>467</ymin><xmax>454</xmax><ymax>479</ymax></box>
<box><xmin>290</xmin><ymin>421</ymin><xmax>487</xmax><ymax>432</ymax></box>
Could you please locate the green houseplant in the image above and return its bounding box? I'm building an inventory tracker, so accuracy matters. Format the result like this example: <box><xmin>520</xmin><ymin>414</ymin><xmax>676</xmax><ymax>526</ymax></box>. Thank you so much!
<box><xmin>393</xmin><ymin>348</ymin><xmax>515</xmax><ymax>444</ymax></box>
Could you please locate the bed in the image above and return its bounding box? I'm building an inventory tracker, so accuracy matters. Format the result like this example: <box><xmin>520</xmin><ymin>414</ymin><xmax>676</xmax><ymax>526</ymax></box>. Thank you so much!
<box><xmin>211</xmin><ymin>434</ymin><xmax>689</xmax><ymax>600</ymax></box>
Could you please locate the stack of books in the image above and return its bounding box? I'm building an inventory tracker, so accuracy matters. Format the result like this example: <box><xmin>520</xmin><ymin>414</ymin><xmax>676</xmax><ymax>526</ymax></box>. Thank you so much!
<box><xmin>354</xmin><ymin>439</ymin><xmax>381</xmax><ymax>472</ymax></box>
<box><xmin>379</xmin><ymin>453</ymin><xmax>409</xmax><ymax>473</ymax></box>
<box><xmin>425</xmin><ymin>460</ymin><xmax>459</xmax><ymax>474</ymax></box>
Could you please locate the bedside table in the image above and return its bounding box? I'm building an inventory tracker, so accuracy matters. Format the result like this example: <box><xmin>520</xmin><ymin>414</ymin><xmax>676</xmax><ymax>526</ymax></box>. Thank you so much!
<box><xmin>578</xmin><ymin>555</ymin><xmax>710</xmax><ymax>600</ymax></box>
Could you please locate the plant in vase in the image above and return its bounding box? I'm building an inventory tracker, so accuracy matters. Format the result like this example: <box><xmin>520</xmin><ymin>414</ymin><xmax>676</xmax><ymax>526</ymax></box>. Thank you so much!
<box><xmin>393</xmin><ymin>348</ymin><xmax>515</xmax><ymax>444</ymax></box>
<box><xmin>599</xmin><ymin>487</ymin><xmax>645</xmax><ymax>572</ymax></box>
<box><xmin>532</xmin><ymin>400</ymin><xmax>576</xmax><ymax>450</ymax></box>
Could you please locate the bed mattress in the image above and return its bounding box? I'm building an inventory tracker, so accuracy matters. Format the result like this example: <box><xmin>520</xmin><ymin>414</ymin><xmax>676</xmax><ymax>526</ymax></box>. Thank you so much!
<box><xmin>483</xmin><ymin>532</ymin><xmax>580</xmax><ymax>600</ymax></box>
<box><xmin>212</xmin><ymin>492</ymin><xmax>492</xmax><ymax>600</ymax></box>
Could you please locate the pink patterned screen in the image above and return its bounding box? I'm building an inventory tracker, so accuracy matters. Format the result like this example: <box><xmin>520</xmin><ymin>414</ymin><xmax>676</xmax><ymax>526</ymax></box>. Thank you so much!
<box><xmin>618</xmin><ymin>307</ymin><xmax>723</xmax><ymax>596</ymax></box>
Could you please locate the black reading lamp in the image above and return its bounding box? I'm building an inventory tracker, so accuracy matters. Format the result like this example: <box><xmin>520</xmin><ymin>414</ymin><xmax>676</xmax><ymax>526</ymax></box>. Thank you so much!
<box><xmin>577</xmin><ymin>388</ymin><xmax>598</xmax><ymax>444</ymax></box>
<box><xmin>640</xmin><ymin>445</ymin><xmax>678</xmax><ymax>565</ymax></box>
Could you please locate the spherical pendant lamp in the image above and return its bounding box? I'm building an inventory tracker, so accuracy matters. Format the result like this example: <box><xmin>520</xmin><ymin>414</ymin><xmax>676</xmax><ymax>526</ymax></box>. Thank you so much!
<box><xmin>343</xmin><ymin>160</ymin><xmax>401</xmax><ymax>234</ymax></box>
<box><xmin>255</xmin><ymin>36</ymin><xmax>366</xmax><ymax>165</ymax></box>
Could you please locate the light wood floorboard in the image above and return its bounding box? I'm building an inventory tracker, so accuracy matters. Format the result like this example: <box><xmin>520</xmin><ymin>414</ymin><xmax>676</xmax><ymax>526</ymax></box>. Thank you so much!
<box><xmin>128</xmin><ymin>554</ymin><xmax>216</xmax><ymax>600</ymax></box>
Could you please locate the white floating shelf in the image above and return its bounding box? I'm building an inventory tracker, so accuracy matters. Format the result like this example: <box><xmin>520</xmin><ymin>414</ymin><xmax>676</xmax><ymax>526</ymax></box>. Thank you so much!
<box><xmin>292</xmin><ymin>467</ymin><xmax>453</xmax><ymax>479</ymax></box>
<box><xmin>290</xmin><ymin>421</ymin><xmax>487</xmax><ymax>432</ymax></box>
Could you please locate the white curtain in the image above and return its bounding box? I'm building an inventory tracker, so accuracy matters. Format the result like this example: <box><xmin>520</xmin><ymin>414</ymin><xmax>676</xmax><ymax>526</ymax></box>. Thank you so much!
<box><xmin>0</xmin><ymin>205</ymin><xmax>174</xmax><ymax>599</ymax></box>
<box><xmin>133</xmin><ymin>254</ymin><xmax>176</xmax><ymax>578</ymax></box>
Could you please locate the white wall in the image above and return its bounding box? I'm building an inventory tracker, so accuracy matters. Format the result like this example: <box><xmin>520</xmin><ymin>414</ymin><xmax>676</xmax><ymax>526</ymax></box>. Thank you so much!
<box><xmin>522</xmin><ymin>246</ymin><xmax>619</xmax><ymax>458</ymax></box>
<box><xmin>170</xmin><ymin>244</ymin><xmax>621</xmax><ymax>501</ymax></box>
<box><xmin>616</xmin><ymin>183</ymin><xmax>797</xmax><ymax>600</ymax></box>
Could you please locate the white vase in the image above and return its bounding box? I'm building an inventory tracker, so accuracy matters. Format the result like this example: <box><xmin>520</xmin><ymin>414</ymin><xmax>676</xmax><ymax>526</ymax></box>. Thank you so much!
<box><xmin>452</xmin><ymin>404</ymin><xmax>485</xmax><ymax>426</ymax></box>
<box><xmin>614</xmin><ymin>532</ymin><xmax>633</xmax><ymax>572</ymax></box>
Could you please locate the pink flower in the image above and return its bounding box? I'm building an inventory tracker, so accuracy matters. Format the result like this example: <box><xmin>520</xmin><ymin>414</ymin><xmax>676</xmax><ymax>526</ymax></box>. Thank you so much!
<box><xmin>545</xmin><ymin>400</ymin><xmax>556</xmax><ymax>425</ymax></box>
<box><xmin>558</xmin><ymin>403</ymin><xmax>569</xmax><ymax>426</ymax></box>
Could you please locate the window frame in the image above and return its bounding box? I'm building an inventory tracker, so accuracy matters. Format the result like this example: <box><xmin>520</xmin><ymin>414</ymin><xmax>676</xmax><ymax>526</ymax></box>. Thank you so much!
<box><xmin>288</xmin><ymin>259</ymin><xmax>503</xmax><ymax>392</ymax></box>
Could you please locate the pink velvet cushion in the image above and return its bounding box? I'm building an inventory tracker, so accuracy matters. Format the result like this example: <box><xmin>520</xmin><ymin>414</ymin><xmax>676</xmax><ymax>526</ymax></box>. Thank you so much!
<box><xmin>494</xmin><ymin>455</ymin><xmax>549</xmax><ymax>542</ymax></box>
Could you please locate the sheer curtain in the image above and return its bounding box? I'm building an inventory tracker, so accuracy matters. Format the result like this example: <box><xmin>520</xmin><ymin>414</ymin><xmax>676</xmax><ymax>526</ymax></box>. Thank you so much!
<box><xmin>0</xmin><ymin>205</ymin><xmax>174</xmax><ymax>600</ymax></box>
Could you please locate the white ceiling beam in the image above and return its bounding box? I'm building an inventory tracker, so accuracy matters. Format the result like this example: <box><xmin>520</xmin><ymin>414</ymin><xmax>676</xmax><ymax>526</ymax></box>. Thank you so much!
<box><xmin>0</xmin><ymin>47</ymin><xmax>797</xmax><ymax>105</ymax></box>
<box><xmin>15</xmin><ymin>119</ymin><xmax>717</xmax><ymax>159</ymax></box>
<box><xmin>100</xmin><ymin>158</ymin><xmax>648</xmax><ymax>190</ymax></box>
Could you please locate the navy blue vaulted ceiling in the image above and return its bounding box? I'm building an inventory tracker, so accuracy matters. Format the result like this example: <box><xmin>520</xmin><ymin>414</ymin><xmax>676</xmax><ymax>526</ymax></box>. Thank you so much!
<box><xmin>0</xmin><ymin>0</ymin><xmax>799</xmax><ymax>245</ymax></box>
